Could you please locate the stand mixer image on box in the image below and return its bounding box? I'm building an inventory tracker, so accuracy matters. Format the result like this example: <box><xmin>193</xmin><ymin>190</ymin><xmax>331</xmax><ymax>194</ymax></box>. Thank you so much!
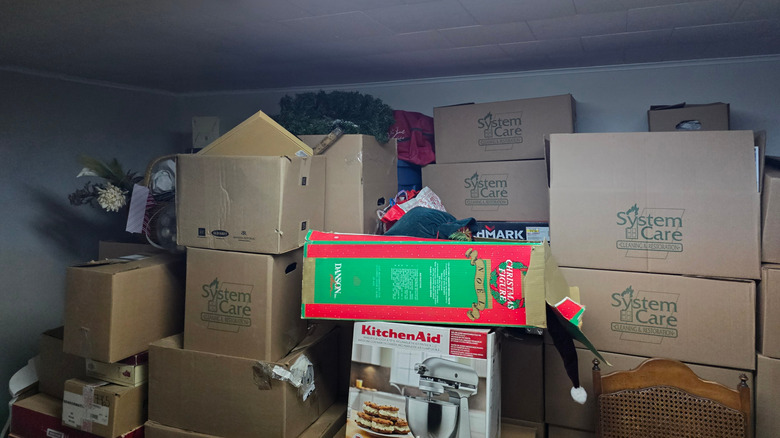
<box><xmin>406</xmin><ymin>357</ymin><xmax>479</xmax><ymax>438</ymax></box>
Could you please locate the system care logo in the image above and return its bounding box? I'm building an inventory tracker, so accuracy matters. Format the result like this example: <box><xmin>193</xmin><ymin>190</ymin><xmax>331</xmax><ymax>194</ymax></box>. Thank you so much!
<box><xmin>615</xmin><ymin>203</ymin><xmax>685</xmax><ymax>254</ymax></box>
<box><xmin>464</xmin><ymin>172</ymin><xmax>509</xmax><ymax>208</ymax></box>
<box><xmin>200</xmin><ymin>278</ymin><xmax>253</xmax><ymax>330</ymax></box>
<box><xmin>610</xmin><ymin>285</ymin><xmax>679</xmax><ymax>343</ymax></box>
<box><xmin>476</xmin><ymin>111</ymin><xmax>523</xmax><ymax>149</ymax></box>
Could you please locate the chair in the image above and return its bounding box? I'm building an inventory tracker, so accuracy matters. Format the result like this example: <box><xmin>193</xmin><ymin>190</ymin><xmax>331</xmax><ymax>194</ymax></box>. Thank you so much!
<box><xmin>592</xmin><ymin>357</ymin><xmax>751</xmax><ymax>438</ymax></box>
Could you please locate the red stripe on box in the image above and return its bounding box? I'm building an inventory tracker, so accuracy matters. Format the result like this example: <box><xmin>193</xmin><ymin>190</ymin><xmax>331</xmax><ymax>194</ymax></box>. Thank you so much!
<box><xmin>305</xmin><ymin>242</ymin><xmax>535</xmax><ymax>260</ymax></box>
<box><xmin>303</xmin><ymin>304</ymin><xmax>527</xmax><ymax>326</ymax></box>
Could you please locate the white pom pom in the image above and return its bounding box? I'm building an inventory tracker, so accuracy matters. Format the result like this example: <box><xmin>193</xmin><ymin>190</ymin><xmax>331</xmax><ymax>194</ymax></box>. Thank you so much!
<box><xmin>571</xmin><ymin>386</ymin><xmax>587</xmax><ymax>404</ymax></box>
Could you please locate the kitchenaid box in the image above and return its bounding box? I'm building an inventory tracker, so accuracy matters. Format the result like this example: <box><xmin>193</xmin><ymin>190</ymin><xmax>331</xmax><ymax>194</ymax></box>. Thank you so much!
<box><xmin>434</xmin><ymin>94</ymin><xmax>575</xmax><ymax>164</ymax></box>
<box><xmin>299</xmin><ymin>134</ymin><xmax>398</xmax><ymax>234</ymax></box>
<box><xmin>549</xmin><ymin>131</ymin><xmax>761</xmax><ymax>280</ymax></box>
<box><xmin>422</xmin><ymin>159</ymin><xmax>549</xmax><ymax>221</ymax></box>
<box><xmin>183</xmin><ymin>247</ymin><xmax>307</xmax><ymax>361</ymax></box>
<box><xmin>346</xmin><ymin>321</ymin><xmax>500</xmax><ymax>438</ymax></box>
<box><xmin>301</xmin><ymin>231</ymin><xmax>579</xmax><ymax>329</ymax></box>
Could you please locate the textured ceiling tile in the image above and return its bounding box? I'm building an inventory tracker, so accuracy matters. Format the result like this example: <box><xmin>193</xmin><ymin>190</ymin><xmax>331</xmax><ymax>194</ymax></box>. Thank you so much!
<box><xmin>671</xmin><ymin>20</ymin><xmax>779</xmax><ymax>44</ymax></box>
<box><xmin>627</xmin><ymin>0</ymin><xmax>742</xmax><ymax>31</ymax></box>
<box><xmin>733</xmin><ymin>0</ymin><xmax>780</xmax><ymax>21</ymax></box>
<box><xmin>573</xmin><ymin>0</ymin><xmax>628</xmax><ymax>14</ymax></box>
<box><xmin>329</xmin><ymin>30</ymin><xmax>455</xmax><ymax>56</ymax></box>
<box><xmin>289</xmin><ymin>0</ymin><xmax>405</xmax><ymax>15</ymax></box>
<box><xmin>438</xmin><ymin>22</ymin><xmax>535</xmax><ymax>46</ymax></box>
<box><xmin>459</xmin><ymin>0</ymin><xmax>577</xmax><ymax>25</ymax></box>
<box><xmin>500</xmin><ymin>38</ymin><xmax>584</xmax><ymax>57</ymax></box>
<box><xmin>528</xmin><ymin>11</ymin><xmax>627</xmax><ymax>39</ymax></box>
<box><xmin>363</xmin><ymin>0</ymin><xmax>475</xmax><ymax>33</ymax></box>
<box><xmin>280</xmin><ymin>11</ymin><xmax>394</xmax><ymax>41</ymax></box>
<box><xmin>582</xmin><ymin>29</ymin><xmax>672</xmax><ymax>51</ymax></box>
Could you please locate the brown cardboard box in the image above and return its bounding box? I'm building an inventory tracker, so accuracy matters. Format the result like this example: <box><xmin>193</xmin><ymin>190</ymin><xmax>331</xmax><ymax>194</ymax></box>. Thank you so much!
<box><xmin>145</xmin><ymin>421</ymin><xmax>218</xmax><ymax>438</ymax></box>
<box><xmin>12</xmin><ymin>393</ymin><xmax>144</xmax><ymax>438</ymax></box>
<box><xmin>544</xmin><ymin>347</ymin><xmax>754</xmax><ymax>432</ymax></box>
<box><xmin>762</xmin><ymin>156</ymin><xmax>780</xmax><ymax>263</ymax></box>
<box><xmin>183</xmin><ymin>247</ymin><xmax>307</xmax><ymax>361</ymax></box>
<box><xmin>556</xmin><ymin>267</ymin><xmax>756</xmax><ymax>370</ymax></box>
<box><xmin>98</xmin><ymin>241</ymin><xmax>163</xmax><ymax>259</ymax></box>
<box><xmin>196</xmin><ymin>109</ymin><xmax>313</xmax><ymax>157</ymax></box>
<box><xmin>647</xmin><ymin>102</ymin><xmax>729</xmax><ymax>132</ymax></box>
<box><xmin>37</xmin><ymin>327</ymin><xmax>87</xmax><ymax>399</ymax></box>
<box><xmin>421</xmin><ymin>159</ymin><xmax>549</xmax><ymax>221</ymax></box>
<box><xmin>148</xmin><ymin>326</ymin><xmax>338</xmax><ymax>438</ymax></box>
<box><xmin>547</xmin><ymin>425</ymin><xmax>595</xmax><ymax>438</ymax></box>
<box><xmin>176</xmin><ymin>154</ymin><xmax>326</xmax><ymax>254</ymax></box>
<box><xmin>62</xmin><ymin>379</ymin><xmax>147</xmax><ymax>438</ymax></box>
<box><xmin>758</xmin><ymin>265</ymin><xmax>780</xmax><ymax>359</ymax></box>
<box><xmin>756</xmin><ymin>354</ymin><xmax>780</xmax><ymax>438</ymax></box>
<box><xmin>63</xmin><ymin>253</ymin><xmax>185</xmax><ymax>363</ymax></box>
<box><xmin>85</xmin><ymin>354</ymin><xmax>148</xmax><ymax>387</ymax></box>
<box><xmin>500</xmin><ymin>420</ymin><xmax>544</xmax><ymax>438</ymax></box>
<box><xmin>299</xmin><ymin>134</ymin><xmax>397</xmax><ymax>234</ymax></box>
<box><xmin>501</xmin><ymin>334</ymin><xmax>544</xmax><ymax>423</ymax></box>
<box><xmin>297</xmin><ymin>402</ymin><xmax>346</xmax><ymax>438</ymax></box>
<box><xmin>549</xmin><ymin>130</ymin><xmax>761</xmax><ymax>280</ymax></box>
<box><xmin>433</xmin><ymin>94</ymin><xmax>575</xmax><ymax>164</ymax></box>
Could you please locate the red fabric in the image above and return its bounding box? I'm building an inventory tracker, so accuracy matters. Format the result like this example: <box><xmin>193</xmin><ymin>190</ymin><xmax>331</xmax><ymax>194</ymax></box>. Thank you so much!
<box><xmin>389</xmin><ymin>110</ymin><xmax>435</xmax><ymax>166</ymax></box>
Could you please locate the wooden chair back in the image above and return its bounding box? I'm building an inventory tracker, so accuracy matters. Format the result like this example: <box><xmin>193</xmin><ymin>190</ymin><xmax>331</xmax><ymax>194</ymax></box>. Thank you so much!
<box><xmin>592</xmin><ymin>357</ymin><xmax>751</xmax><ymax>438</ymax></box>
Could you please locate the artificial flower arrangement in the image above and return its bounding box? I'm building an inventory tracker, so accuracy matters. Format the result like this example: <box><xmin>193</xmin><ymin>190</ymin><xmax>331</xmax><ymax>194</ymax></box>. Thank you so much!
<box><xmin>68</xmin><ymin>155</ymin><xmax>143</xmax><ymax>213</ymax></box>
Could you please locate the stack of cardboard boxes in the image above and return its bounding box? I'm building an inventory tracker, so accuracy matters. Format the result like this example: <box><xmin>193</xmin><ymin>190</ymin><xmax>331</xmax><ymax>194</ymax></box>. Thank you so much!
<box><xmin>144</xmin><ymin>111</ymin><xmax>398</xmax><ymax>438</ymax></box>
<box><xmin>545</xmin><ymin>128</ymin><xmax>765</xmax><ymax>437</ymax></box>
<box><xmin>11</xmin><ymin>243</ymin><xmax>185</xmax><ymax>438</ymax></box>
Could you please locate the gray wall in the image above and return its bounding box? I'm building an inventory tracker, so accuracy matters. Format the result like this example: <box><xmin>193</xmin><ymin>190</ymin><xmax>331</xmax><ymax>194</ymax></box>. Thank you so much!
<box><xmin>1</xmin><ymin>55</ymin><xmax>778</xmax><ymax>425</ymax></box>
<box><xmin>0</xmin><ymin>70</ymin><xmax>178</xmax><ymax>422</ymax></box>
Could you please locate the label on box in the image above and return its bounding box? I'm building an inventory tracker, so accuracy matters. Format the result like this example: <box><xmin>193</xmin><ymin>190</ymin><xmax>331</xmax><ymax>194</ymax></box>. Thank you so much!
<box><xmin>474</xmin><ymin>221</ymin><xmax>549</xmax><ymax>241</ymax></box>
<box><xmin>63</xmin><ymin>390</ymin><xmax>110</xmax><ymax>428</ymax></box>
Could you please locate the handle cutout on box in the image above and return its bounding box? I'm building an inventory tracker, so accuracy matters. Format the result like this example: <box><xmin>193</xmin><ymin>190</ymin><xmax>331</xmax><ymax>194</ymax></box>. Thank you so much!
<box><xmin>675</xmin><ymin>120</ymin><xmax>702</xmax><ymax>130</ymax></box>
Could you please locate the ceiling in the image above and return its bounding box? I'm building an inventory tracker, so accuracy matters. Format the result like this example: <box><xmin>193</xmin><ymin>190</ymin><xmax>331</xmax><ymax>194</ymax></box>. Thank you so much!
<box><xmin>2</xmin><ymin>0</ymin><xmax>779</xmax><ymax>93</ymax></box>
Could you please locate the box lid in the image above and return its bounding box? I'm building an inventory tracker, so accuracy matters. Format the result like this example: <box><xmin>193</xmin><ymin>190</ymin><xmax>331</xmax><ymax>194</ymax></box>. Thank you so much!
<box><xmin>197</xmin><ymin>109</ymin><xmax>312</xmax><ymax>157</ymax></box>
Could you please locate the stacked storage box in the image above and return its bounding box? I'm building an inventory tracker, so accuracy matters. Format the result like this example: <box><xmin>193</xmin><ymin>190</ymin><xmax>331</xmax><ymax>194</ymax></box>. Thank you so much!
<box><xmin>147</xmin><ymin>110</ymin><xmax>398</xmax><ymax>438</ymax></box>
<box><xmin>424</xmin><ymin>95</ymin><xmax>575</xmax><ymax>244</ymax></box>
<box><xmin>421</xmin><ymin>94</ymin><xmax>577</xmax><ymax>431</ymax></box>
<box><xmin>756</xmin><ymin>156</ymin><xmax>780</xmax><ymax>437</ymax></box>
<box><xmin>10</xmin><ymin>242</ymin><xmax>184</xmax><ymax>438</ymax></box>
<box><xmin>546</xmin><ymin>129</ymin><xmax>763</xmax><ymax>436</ymax></box>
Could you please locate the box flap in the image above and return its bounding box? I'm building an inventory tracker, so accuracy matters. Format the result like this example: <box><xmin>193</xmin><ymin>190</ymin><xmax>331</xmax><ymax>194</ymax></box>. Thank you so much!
<box><xmin>197</xmin><ymin>109</ymin><xmax>313</xmax><ymax>157</ymax></box>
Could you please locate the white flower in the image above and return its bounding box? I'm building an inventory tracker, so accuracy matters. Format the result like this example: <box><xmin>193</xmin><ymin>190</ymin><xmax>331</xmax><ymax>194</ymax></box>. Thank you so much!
<box><xmin>96</xmin><ymin>183</ymin><xmax>127</xmax><ymax>212</ymax></box>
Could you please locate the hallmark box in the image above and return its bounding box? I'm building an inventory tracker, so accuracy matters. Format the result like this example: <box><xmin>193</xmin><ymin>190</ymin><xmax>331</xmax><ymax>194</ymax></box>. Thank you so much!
<box><xmin>345</xmin><ymin>321</ymin><xmax>500</xmax><ymax>438</ymax></box>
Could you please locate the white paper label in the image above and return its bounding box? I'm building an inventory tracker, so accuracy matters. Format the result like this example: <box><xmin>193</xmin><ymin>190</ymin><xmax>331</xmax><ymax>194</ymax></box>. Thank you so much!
<box><xmin>63</xmin><ymin>390</ymin><xmax>110</xmax><ymax>428</ymax></box>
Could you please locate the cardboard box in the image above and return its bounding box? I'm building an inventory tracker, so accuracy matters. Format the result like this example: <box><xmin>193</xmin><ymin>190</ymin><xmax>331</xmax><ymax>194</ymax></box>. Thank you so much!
<box><xmin>422</xmin><ymin>159</ymin><xmax>549</xmax><ymax>221</ymax></box>
<box><xmin>500</xmin><ymin>420</ymin><xmax>544</xmax><ymax>438</ymax></box>
<box><xmin>345</xmin><ymin>321</ymin><xmax>500</xmax><ymax>438</ymax></box>
<box><xmin>544</xmin><ymin>347</ymin><xmax>754</xmax><ymax>432</ymax></box>
<box><xmin>647</xmin><ymin>102</ymin><xmax>729</xmax><ymax>132</ymax></box>
<box><xmin>37</xmin><ymin>327</ymin><xmax>88</xmax><ymax>399</ymax></box>
<box><xmin>756</xmin><ymin>354</ymin><xmax>780</xmax><ymax>438</ymax></box>
<box><xmin>64</xmin><ymin>253</ymin><xmax>185</xmax><ymax>363</ymax></box>
<box><xmin>85</xmin><ymin>352</ymin><xmax>148</xmax><ymax>387</ymax></box>
<box><xmin>556</xmin><ymin>267</ymin><xmax>756</xmax><ymax>370</ymax></box>
<box><xmin>299</xmin><ymin>134</ymin><xmax>397</xmax><ymax>234</ymax></box>
<box><xmin>473</xmin><ymin>221</ymin><xmax>549</xmax><ymax>242</ymax></box>
<box><xmin>11</xmin><ymin>393</ymin><xmax>144</xmax><ymax>438</ymax></box>
<box><xmin>62</xmin><ymin>379</ymin><xmax>147</xmax><ymax>438</ymax></box>
<box><xmin>176</xmin><ymin>154</ymin><xmax>326</xmax><ymax>254</ymax></box>
<box><xmin>148</xmin><ymin>326</ymin><xmax>338</xmax><ymax>438</ymax></box>
<box><xmin>547</xmin><ymin>425</ymin><xmax>595</xmax><ymax>438</ymax></box>
<box><xmin>297</xmin><ymin>402</ymin><xmax>346</xmax><ymax>438</ymax></box>
<box><xmin>196</xmin><ymin>109</ymin><xmax>313</xmax><ymax>157</ymax></box>
<box><xmin>183</xmin><ymin>247</ymin><xmax>307</xmax><ymax>361</ymax></box>
<box><xmin>98</xmin><ymin>241</ymin><xmax>163</xmax><ymax>260</ymax></box>
<box><xmin>762</xmin><ymin>156</ymin><xmax>780</xmax><ymax>263</ymax></box>
<box><xmin>145</xmin><ymin>421</ymin><xmax>217</xmax><ymax>438</ymax></box>
<box><xmin>758</xmin><ymin>264</ymin><xmax>780</xmax><ymax>358</ymax></box>
<box><xmin>549</xmin><ymin>130</ymin><xmax>761</xmax><ymax>280</ymax></box>
<box><xmin>501</xmin><ymin>334</ymin><xmax>544</xmax><ymax>423</ymax></box>
<box><xmin>301</xmin><ymin>231</ymin><xmax>577</xmax><ymax>329</ymax></box>
<box><xmin>434</xmin><ymin>94</ymin><xmax>575</xmax><ymax>164</ymax></box>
